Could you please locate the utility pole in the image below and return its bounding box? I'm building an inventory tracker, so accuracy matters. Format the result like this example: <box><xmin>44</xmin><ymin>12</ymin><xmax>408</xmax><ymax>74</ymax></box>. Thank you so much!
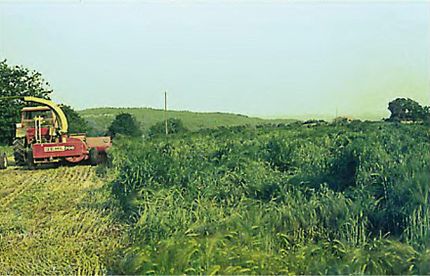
<box><xmin>164</xmin><ymin>91</ymin><xmax>168</xmax><ymax>136</ymax></box>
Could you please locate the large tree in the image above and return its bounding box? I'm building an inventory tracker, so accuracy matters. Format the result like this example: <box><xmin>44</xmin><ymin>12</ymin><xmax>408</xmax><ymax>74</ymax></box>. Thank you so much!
<box><xmin>108</xmin><ymin>113</ymin><xmax>143</xmax><ymax>138</ymax></box>
<box><xmin>0</xmin><ymin>60</ymin><xmax>52</xmax><ymax>144</ymax></box>
<box><xmin>387</xmin><ymin>98</ymin><xmax>428</xmax><ymax>122</ymax></box>
<box><xmin>62</xmin><ymin>105</ymin><xmax>89</xmax><ymax>134</ymax></box>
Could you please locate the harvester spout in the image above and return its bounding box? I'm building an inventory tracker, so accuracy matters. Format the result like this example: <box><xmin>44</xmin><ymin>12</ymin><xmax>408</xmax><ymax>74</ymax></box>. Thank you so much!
<box><xmin>22</xmin><ymin>96</ymin><xmax>69</xmax><ymax>134</ymax></box>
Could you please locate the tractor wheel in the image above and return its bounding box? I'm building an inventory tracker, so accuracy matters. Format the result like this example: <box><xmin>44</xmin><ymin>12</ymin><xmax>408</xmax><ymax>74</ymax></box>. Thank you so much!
<box><xmin>13</xmin><ymin>138</ymin><xmax>27</xmax><ymax>166</ymax></box>
<box><xmin>0</xmin><ymin>153</ymin><xmax>8</xmax><ymax>170</ymax></box>
<box><xmin>26</xmin><ymin>150</ymin><xmax>35</xmax><ymax>170</ymax></box>
<box><xmin>89</xmin><ymin>148</ymin><xmax>100</xmax><ymax>166</ymax></box>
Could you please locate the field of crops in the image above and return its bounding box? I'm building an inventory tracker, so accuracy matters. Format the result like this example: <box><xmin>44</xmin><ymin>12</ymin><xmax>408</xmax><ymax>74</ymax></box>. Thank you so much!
<box><xmin>1</xmin><ymin>121</ymin><xmax>429</xmax><ymax>274</ymax></box>
<box><xmin>108</xmin><ymin>121</ymin><xmax>430</xmax><ymax>274</ymax></box>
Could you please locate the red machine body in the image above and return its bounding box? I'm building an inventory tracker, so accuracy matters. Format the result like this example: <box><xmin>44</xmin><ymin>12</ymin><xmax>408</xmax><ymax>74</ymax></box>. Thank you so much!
<box><xmin>32</xmin><ymin>140</ymin><xmax>86</xmax><ymax>159</ymax></box>
<box><xmin>28</xmin><ymin>132</ymin><xmax>111</xmax><ymax>164</ymax></box>
<box><xmin>12</xmin><ymin>101</ymin><xmax>111</xmax><ymax>167</ymax></box>
<box><xmin>0</xmin><ymin>96</ymin><xmax>112</xmax><ymax>169</ymax></box>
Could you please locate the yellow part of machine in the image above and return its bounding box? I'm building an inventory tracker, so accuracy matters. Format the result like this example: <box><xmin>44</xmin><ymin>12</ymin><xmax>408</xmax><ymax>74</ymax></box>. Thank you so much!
<box><xmin>22</xmin><ymin>96</ymin><xmax>69</xmax><ymax>134</ymax></box>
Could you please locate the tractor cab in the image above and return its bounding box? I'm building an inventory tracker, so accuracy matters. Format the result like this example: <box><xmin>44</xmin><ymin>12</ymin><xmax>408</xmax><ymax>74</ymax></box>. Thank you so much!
<box><xmin>22</xmin><ymin>106</ymin><xmax>55</xmax><ymax>124</ymax></box>
<box><xmin>16</xmin><ymin>106</ymin><xmax>59</xmax><ymax>143</ymax></box>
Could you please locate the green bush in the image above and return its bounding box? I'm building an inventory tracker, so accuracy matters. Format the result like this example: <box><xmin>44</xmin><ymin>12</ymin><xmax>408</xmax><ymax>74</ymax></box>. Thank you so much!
<box><xmin>108</xmin><ymin>113</ymin><xmax>142</xmax><ymax>138</ymax></box>
<box><xmin>148</xmin><ymin>118</ymin><xmax>188</xmax><ymax>138</ymax></box>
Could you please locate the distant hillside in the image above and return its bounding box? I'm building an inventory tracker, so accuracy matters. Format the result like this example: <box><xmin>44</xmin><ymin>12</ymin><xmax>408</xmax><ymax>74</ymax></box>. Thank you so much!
<box><xmin>79</xmin><ymin>107</ymin><xmax>296</xmax><ymax>135</ymax></box>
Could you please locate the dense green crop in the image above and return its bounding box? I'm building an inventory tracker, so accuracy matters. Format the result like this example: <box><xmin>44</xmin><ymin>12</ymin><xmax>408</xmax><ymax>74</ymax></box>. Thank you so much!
<box><xmin>109</xmin><ymin>122</ymin><xmax>430</xmax><ymax>274</ymax></box>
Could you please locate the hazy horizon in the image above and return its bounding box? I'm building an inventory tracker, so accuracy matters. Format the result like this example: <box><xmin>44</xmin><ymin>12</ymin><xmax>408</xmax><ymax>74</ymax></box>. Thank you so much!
<box><xmin>79</xmin><ymin>105</ymin><xmax>389</xmax><ymax>121</ymax></box>
<box><xmin>1</xmin><ymin>1</ymin><xmax>429</xmax><ymax>119</ymax></box>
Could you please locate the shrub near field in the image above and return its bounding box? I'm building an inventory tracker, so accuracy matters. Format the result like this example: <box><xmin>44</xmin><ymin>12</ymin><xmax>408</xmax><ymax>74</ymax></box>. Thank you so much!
<box><xmin>109</xmin><ymin>122</ymin><xmax>430</xmax><ymax>274</ymax></box>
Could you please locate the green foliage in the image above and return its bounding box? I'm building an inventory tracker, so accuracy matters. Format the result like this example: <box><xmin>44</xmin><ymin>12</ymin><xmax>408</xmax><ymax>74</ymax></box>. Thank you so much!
<box><xmin>0</xmin><ymin>60</ymin><xmax>52</xmax><ymax>145</ymax></box>
<box><xmin>109</xmin><ymin>122</ymin><xmax>430</xmax><ymax>274</ymax></box>
<box><xmin>0</xmin><ymin>146</ymin><xmax>12</xmax><ymax>156</ymax></box>
<box><xmin>388</xmin><ymin>98</ymin><xmax>429</xmax><ymax>122</ymax></box>
<box><xmin>148</xmin><ymin>118</ymin><xmax>188</xmax><ymax>138</ymax></box>
<box><xmin>108</xmin><ymin>113</ymin><xmax>142</xmax><ymax>138</ymax></box>
<box><xmin>61</xmin><ymin>105</ymin><xmax>89</xmax><ymax>134</ymax></box>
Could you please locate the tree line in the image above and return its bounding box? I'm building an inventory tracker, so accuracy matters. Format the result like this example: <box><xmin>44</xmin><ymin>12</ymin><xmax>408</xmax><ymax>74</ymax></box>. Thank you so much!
<box><xmin>0</xmin><ymin>60</ymin><xmax>428</xmax><ymax>145</ymax></box>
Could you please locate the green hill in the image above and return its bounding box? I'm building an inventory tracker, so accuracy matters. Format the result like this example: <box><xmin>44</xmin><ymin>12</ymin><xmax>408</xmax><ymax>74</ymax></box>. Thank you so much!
<box><xmin>79</xmin><ymin>107</ymin><xmax>296</xmax><ymax>135</ymax></box>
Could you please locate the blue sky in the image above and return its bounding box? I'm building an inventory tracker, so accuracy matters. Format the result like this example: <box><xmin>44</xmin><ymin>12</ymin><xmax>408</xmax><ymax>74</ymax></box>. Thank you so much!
<box><xmin>0</xmin><ymin>1</ymin><xmax>429</xmax><ymax>119</ymax></box>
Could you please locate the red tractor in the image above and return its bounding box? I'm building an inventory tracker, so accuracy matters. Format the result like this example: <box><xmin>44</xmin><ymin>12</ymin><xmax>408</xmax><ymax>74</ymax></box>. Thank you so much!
<box><xmin>0</xmin><ymin>96</ymin><xmax>111</xmax><ymax>169</ymax></box>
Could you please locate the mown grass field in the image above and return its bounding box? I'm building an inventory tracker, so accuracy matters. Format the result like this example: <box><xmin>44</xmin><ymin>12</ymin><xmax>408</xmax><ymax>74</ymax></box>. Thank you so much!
<box><xmin>1</xmin><ymin>121</ymin><xmax>429</xmax><ymax>274</ymax></box>
<box><xmin>0</xmin><ymin>165</ymin><xmax>124</xmax><ymax>274</ymax></box>
<box><xmin>79</xmin><ymin>107</ymin><xmax>295</xmax><ymax>135</ymax></box>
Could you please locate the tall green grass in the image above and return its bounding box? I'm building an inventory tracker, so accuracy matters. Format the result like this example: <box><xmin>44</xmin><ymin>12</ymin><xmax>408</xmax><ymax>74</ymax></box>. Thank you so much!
<box><xmin>109</xmin><ymin>122</ymin><xmax>430</xmax><ymax>274</ymax></box>
<box><xmin>0</xmin><ymin>145</ymin><xmax>12</xmax><ymax>157</ymax></box>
